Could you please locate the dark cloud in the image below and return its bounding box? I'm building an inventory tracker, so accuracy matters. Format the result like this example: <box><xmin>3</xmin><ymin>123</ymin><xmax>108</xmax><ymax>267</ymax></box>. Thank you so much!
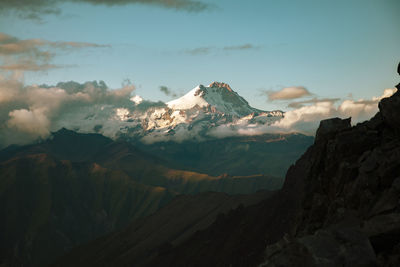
<box><xmin>0</xmin><ymin>32</ymin><xmax>108</xmax><ymax>72</ymax></box>
<box><xmin>77</xmin><ymin>0</ymin><xmax>210</xmax><ymax>11</ymax></box>
<box><xmin>0</xmin><ymin>0</ymin><xmax>60</xmax><ymax>21</ymax></box>
<box><xmin>288</xmin><ymin>97</ymin><xmax>341</xmax><ymax>108</ymax></box>
<box><xmin>0</xmin><ymin>0</ymin><xmax>211</xmax><ymax>21</ymax></box>
<box><xmin>135</xmin><ymin>100</ymin><xmax>167</xmax><ymax>112</ymax></box>
<box><xmin>159</xmin><ymin>85</ymin><xmax>177</xmax><ymax>97</ymax></box>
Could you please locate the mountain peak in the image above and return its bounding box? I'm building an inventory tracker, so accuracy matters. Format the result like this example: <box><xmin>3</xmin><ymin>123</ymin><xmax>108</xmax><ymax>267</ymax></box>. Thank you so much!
<box><xmin>166</xmin><ymin>83</ymin><xmax>282</xmax><ymax>118</ymax></box>
<box><xmin>208</xmin><ymin>82</ymin><xmax>233</xmax><ymax>92</ymax></box>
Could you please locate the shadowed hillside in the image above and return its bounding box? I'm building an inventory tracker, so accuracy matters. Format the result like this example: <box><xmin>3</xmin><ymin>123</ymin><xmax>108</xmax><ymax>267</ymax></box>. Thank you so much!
<box><xmin>53</xmin><ymin>190</ymin><xmax>274</xmax><ymax>267</ymax></box>
<box><xmin>133</xmin><ymin>133</ymin><xmax>314</xmax><ymax>177</ymax></box>
<box><xmin>0</xmin><ymin>129</ymin><xmax>284</xmax><ymax>267</ymax></box>
<box><xmin>0</xmin><ymin>154</ymin><xmax>174</xmax><ymax>267</ymax></box>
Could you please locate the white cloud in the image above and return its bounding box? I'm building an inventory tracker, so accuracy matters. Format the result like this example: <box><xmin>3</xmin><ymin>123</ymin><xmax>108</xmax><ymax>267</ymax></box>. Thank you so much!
<box><xmin>0</xmin><ymin>75</ymin><xmax>140</xmax><ymax>146</ymax></box>
<box><xmin>274</xmin><ymin>88</ymin><xmax>397</xmax><ymax>134</ymax></box>
<box><xmin>208</xmin><ymin>88</ymin><xmax>397</xmax><ymax>137</ymax></box>
<box><xmin>266</xmin><ymin>86</ymin><xmax>311</xmax><ymax>100</ymax></box>
<box><xmin>8</xmin><ymin>108</ymin><xmax>50</xmax><ymax>137</ymax></box>
<box><xmin>0</xmin><ymin>71</ymin><xmax>397</xmax><ymax>147</ymax></box>
<box><xmin>338</xmin><ymin>88</ymin><xmax>396</xmax><ymax>122</ymax></box>
<box><xmin>130</xmin><ymin>95</ymin><xmax>143</xmax><ymax>105</ymax></box>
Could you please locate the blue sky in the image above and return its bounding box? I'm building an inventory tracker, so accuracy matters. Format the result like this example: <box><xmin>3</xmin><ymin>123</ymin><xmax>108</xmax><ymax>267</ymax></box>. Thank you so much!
<box><xmin>0</xmin><ymin>0</ymin><xmax>399</xmax><ymax>110</ymax></box>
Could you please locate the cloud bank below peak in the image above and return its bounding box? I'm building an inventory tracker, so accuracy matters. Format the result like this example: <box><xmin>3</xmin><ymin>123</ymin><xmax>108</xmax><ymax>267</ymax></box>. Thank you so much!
<box><xmin>0</xmin><ymin>77</ymin><xmax>143</xmax><ymax>147</ymax></box>
<box><xmin>0</xmin><ymin>74</ymin><xmax>396</xmax><ymax>147</ymax></box>
<box><xmin>208</xmin><ymin>88</ymin><xmax>397</xmax><ymax>138</ymax></box>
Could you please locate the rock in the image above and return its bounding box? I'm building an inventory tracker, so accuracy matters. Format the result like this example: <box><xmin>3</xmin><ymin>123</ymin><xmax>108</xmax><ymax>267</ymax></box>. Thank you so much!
<box><xmin>260</xmin><ymin>226</ymin><xmax>377</xmax><ymax>267</ymax></box>
<box><xmin>315</xmin><ymin>117</ymin><xmax>351</xmax><ymax>142</ymax></box>
<box><xmin>300</xmin><ymin>226</ymin><xmax>377</xmax><ymax>267</ymax></box>
<box><xmin>208</xmin><ymin>81</ymin><xmax>233</xmax><ymax>92</ymax></box>
<box><xmin>365</xmin><ymin>112</ymin><xmax>384</xmax><ymax>130</ymax></box>
<box><xmin>392</xmin><ymin>177</ymin><xmax>400</xmax><ymax>191</ymax></box>
<box><xmin>363</xmin><ymin>213</ymin><xmax>400</xmax><ymax>259</ymax></box>
<box><xmin>363</xmin><ymin>214</ymin><xmax>400</xmax><ymax>239</ymax></box>
<box><xmin>261</xmin><ymin>236</ymin><xmax>316</xmax><ymax>267</ymax></box>
<box><xmin>94</xmin><ymin>73</ymin><xmax>400</xmax><ymax>266</ymax></box>
<box><xmin>368</xmin><ymin>189</ymin><xmax>399</xmax><ymax>217</ymax></box>
<box><xmin>379</xmin><ymin>90</ymin><xmax>400</xmax><ymax>133</ymax></box>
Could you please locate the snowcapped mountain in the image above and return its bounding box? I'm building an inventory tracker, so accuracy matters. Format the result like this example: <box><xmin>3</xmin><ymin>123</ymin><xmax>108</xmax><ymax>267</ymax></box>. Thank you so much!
<box><xmin>131</xmin><ymin>82</ymin><xmax>284</xmax><ymax>142</ymax></box>
<box><xmin>167</xmin><ymin>82</ymin><xmax>262</xmax><ymax>116</ymax></box>
<box><xmin>53</xmin><ymin>81</ymin><xmax>284</xmax><ymax>143</ymax></box>
<box><xmin>166</xmin><ymin>82</ymin><xmax>283</xmax><ymax>117</ymax></box>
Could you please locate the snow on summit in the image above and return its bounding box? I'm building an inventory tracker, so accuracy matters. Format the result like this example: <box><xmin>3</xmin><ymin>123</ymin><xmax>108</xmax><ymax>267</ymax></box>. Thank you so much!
<box><xmin>167</xmin><ymin>82</ymin><xmax>272</xmax><ymax>117</ymax></box>
<box><xmin>167</xmin><ymin>85</ymin><xmax>209</xmax><ymax>110</ymax></box>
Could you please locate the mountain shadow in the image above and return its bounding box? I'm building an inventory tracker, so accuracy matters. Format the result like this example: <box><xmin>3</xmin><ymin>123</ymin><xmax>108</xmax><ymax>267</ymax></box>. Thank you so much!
<box><xmin>0</xmin><ymin>129</ymin><xmax>284</xmax><ymax>267</ymax></box>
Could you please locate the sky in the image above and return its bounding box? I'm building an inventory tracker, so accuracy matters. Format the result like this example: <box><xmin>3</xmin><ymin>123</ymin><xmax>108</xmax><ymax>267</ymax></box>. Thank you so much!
<box><xmin>0</xmin><ymin>0</ymin><xmax>399</xmax><ymax>147</ymax></box>
<box><xmin>1</xmin><ymin>0</ymin><xmax>399</xmax><ymax>110</ymax></box>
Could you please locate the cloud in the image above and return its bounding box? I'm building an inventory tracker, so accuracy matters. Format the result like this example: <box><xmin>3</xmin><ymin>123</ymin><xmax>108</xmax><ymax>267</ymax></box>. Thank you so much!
<box><xmin>0</xmin><ymin>61</ymin><xmax>65</xmax><ymax>71</ymax></box>
<box><xmin>159</xmin><ymin>85</ymin><xmax>177</xmax><ymax>97</ymax></box>
<box><xmin>184</xmin><ymin>47</ymin><xmax>213</xmax><ymax>55</ymax></box>
<box><xmin>50</xmin><ymin>41</ymin><xmax>109</xmax><ymax>49</ymax></box>
<box><xmin>130</xmin><ymin>95</ymin><xmax>143</xmax><ymax>104</ymax></box>
<box><xmin>0</xmin><ymin>32</ymin><xmax>108</xmax><ymax>72</ymax></box>
<box><xmin>222</xmin><ymin>44</ymin><xmax>256</xmax><ymax>51</ymax></box>
<box><xmin>271</xmin><ymin>88</ymin><xmax>397</xmax><ymax>134</ymax></box>
<box><xmin>0</xmin><ymin>0</ymin><xmax>211</xmax><ymax>21</ymax></box>
<box><xmin>0</xmin><ymin>75</ymin><xmax>142</xmax><ymax>147</ymax></box>
<box><xmin>208</xmin><ymin>88</ymin><xmax>398</xmax><ymax>138</ymax></box>
<box><xmin>79</xmin><ymin>0</ymin><xmax>210</xmax><ymax>11</ymax></box>
<box><xmin>0</xmin><ymin>1</ymin><xmax>60</xmax><ymax>21</ymax></box>
<box><xmin>0</xmin><ymin>33</ymin><xmax>109</xmax><ymax>56</ymax></box>
<box><xmin>8</xmin><ymin>108</ymin><xmax>50</xmax><ymax>137</ymax></box>
<box><xmin>337</xmin><ymin>88</ymin><xmax>396</xmax><ymax>122</ymax></box>
<box><xmin>288</xmin><ymin>97</ymin><xmax>341</xmax><ymax>108</ymax></box>
<box><xmin>184</xmin><ymin>44</ymin><xmax>258</xmax><ymax>55</ymax></box>
<box><xmin>266</xmin><ymin>86</ymin><xmax>311</xmax><ymax>101</ymax></box>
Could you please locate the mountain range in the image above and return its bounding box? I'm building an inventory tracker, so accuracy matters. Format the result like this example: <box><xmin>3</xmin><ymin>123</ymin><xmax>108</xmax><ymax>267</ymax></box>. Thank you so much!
<box><xmin>49</xmin><ymin>81</ymin><xmax>284</xmax><ymax>144</ymax></box>
<box><xmin>7</xmin><ymin>78</ymin><xmax>398</xmax><ymax>267</ymax></box>
<box><xmin>0</xmin><ymin>127</ymin><xmax>295</xmax><ymax>267</ymax></box>
<box><xmin>53</xmin><ymin>84</ymin><xmax>400</xmax><ymax>266</ymax></box>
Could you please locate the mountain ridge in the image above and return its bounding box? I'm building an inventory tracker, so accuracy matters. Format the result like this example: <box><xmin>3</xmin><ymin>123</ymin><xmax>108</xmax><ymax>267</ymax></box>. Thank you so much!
<box><xmin>56</xmin><ymin>83</ymin><xmax>400</xmax><ymax>266</ymax></box>
<box><xmin>42</xmin><ymin>81</ymin><xmax>285</xmax><ymax>144</ymax></box>
<box><xmin>0</xmin><ymin>128</ymin><xmax>288</xmax><ymax>267</ymax></box>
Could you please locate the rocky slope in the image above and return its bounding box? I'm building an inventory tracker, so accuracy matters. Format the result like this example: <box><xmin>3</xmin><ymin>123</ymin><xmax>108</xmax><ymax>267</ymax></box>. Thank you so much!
<box><xmin>61</xmin><ymin>86</ymin><xmax>400</xmax><ymax>266</ymax></box>
<box><xmin>0</xmin><ymin>154</ymin><xmax>174</xmax><ymax>267</ymax></box>
<box><xmin>53</xmin><ymin>190</ymin><xmax>274</xmax><ymax>267</ymax></box>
